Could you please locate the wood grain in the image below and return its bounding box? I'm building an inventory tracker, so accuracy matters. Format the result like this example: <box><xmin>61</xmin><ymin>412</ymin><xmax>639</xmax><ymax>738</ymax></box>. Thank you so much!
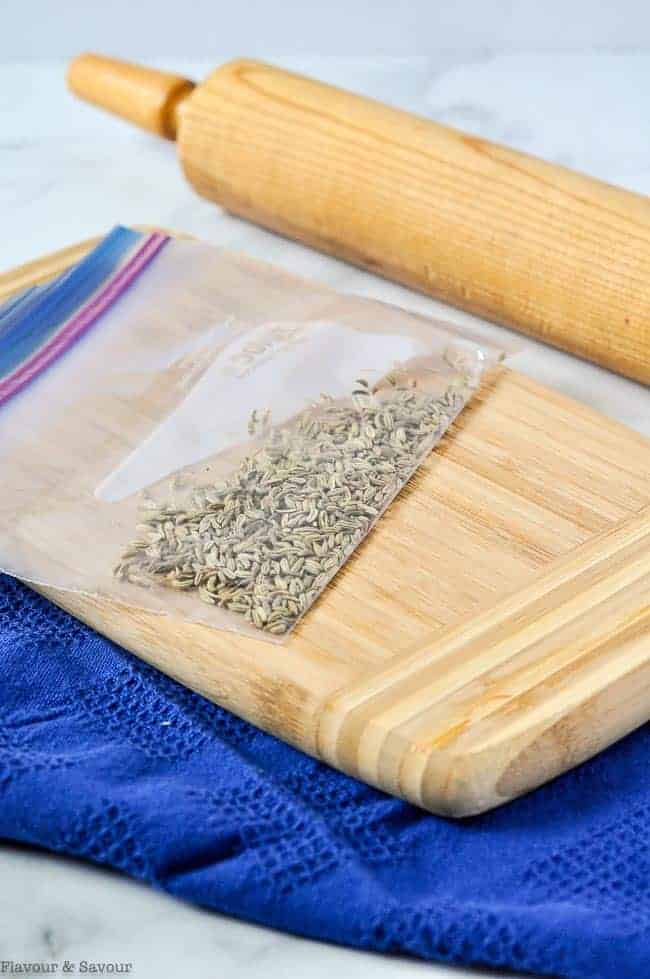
<box><xmin>4</xmin><ymin>235</ymin><xmax>650</xmax><ymax>815</ymax></box>
<box><xmin>177</xmin><ymin>59</ymin><xmax>650</xmax><ymax>384</ymax></box>
<box><xmin>67</xmin><ymin>54</ymin><xmax>650</xmax><ymax>383</ymax></box>
<box><xmin>318</xmin><ymin>505</ymin><xmax>650</xmax><ymax>815</ymax></box>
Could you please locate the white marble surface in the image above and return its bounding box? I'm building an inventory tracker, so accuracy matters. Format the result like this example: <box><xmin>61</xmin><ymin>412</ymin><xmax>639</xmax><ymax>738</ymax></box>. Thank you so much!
<box><xmin>5</xmin><ymin>1</ymin><xmax>650</xmax><ymax>59</ymax></box>
<box><xmin>1</xmin><ymin>53</ymin><xmax>649</xmax><ymax>978</ymax></box>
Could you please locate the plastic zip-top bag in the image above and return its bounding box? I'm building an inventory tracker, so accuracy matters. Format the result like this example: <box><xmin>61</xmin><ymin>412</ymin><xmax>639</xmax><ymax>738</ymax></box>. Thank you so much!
<box><xmin>0</xmin><ymin>227</ymin><xmax>505</xmax><ymax>640</ymax></box>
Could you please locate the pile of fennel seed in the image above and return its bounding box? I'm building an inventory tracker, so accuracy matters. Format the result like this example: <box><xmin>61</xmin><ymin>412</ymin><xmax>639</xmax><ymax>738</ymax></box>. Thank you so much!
<box><xmin>114</xmin><ymin>369</ymin><xmax>475</xmax><ymax>635</ymax></box>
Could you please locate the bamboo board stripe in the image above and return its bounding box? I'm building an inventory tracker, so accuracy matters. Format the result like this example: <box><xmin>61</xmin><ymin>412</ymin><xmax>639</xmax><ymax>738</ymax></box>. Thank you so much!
<box><xmin>318</xmin><ymin>507</ymin><xmax>650</xmax><ymax>814</ymax></box>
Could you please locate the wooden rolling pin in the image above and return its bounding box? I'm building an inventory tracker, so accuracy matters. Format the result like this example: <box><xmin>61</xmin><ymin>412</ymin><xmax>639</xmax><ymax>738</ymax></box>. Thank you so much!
<box><xmin>68</xmin><ymin>53</ymin><xmax>650</xmax><ymax>385</ymax></box>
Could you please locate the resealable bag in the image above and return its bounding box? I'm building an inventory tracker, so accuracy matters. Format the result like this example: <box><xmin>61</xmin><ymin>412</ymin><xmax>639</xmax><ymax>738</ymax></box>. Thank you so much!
<box><xmin>0</xmin><ymin>227</ymin><xmax>506</xmax><ymax>641</ymax></box>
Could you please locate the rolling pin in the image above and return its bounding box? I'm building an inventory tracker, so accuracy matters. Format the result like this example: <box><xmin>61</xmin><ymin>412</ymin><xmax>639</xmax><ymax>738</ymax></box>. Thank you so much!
<box><xmin>67</xmin><ymin>53</ymin><xmax>650</xmax><ymax>385</ymax></box>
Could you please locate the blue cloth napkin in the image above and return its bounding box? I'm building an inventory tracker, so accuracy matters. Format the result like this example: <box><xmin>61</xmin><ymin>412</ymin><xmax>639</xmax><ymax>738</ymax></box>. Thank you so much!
<box><xmin>1</xmin><ymin>574</ymin><xmax>648</xmax><ymax>979</ymax></box>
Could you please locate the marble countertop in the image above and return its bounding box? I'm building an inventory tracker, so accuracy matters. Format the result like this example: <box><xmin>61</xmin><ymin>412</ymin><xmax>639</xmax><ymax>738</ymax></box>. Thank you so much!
<box><xmin>2</xmin><ymin>53</ymin><xmax>648</xmax><ymax>979</ymax></box>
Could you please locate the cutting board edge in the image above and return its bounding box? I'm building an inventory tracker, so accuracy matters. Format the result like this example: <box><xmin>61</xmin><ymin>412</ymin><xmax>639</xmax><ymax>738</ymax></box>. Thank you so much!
<box><xmin>317</xmin><ymin>506</ymin><xmax>650</xmax><ymax>815</ymax></box>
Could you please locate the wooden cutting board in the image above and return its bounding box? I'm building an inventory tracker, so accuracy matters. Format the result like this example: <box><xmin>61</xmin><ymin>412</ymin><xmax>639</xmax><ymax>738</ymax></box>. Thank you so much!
<box><xmin>2</xmin><ymin>234</ymin><xmax>650</xmax><ymax>817</ymax></box>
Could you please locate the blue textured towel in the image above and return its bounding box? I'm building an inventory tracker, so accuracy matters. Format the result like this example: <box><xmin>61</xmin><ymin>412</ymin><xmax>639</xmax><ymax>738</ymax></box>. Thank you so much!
<box><xmin>1</xmin><ymin>574</ymin><xmax>648</xmax><ymax>979</ymax></box>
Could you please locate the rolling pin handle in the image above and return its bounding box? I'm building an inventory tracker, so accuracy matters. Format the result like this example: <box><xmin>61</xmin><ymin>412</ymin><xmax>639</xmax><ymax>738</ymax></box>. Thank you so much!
<box><xmin>66</xmin><ymin>53</ymin><xmax>195</xmax><ymax>140</ymax></box>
